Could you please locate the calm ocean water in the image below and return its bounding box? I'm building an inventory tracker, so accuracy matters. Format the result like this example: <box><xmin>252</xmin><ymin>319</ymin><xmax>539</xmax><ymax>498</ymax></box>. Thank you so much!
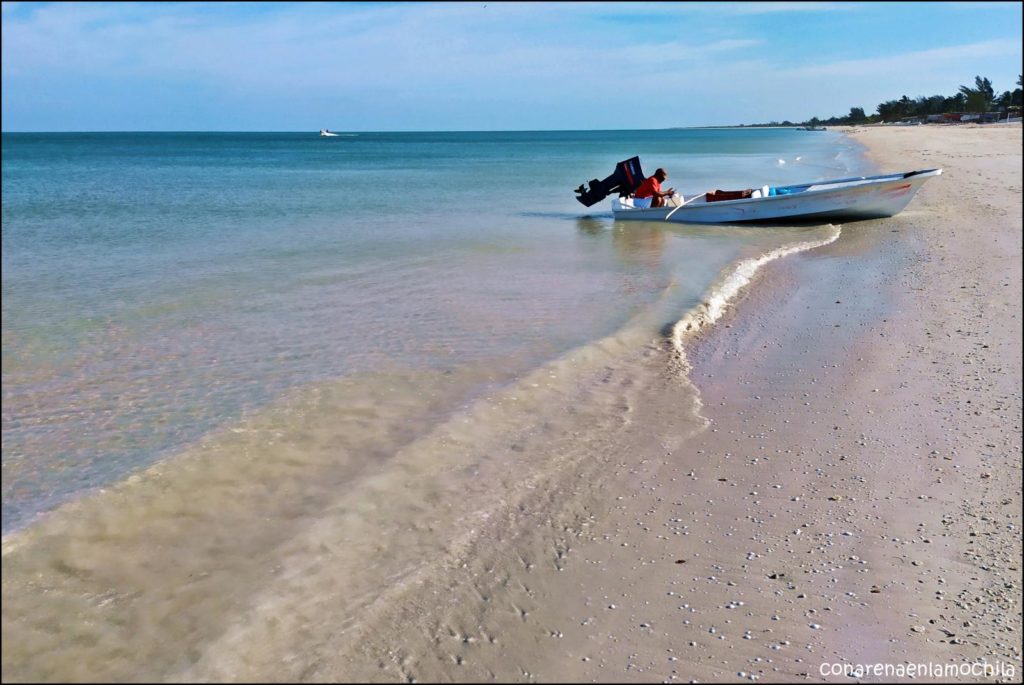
<box><xmin>1</xmin><ymin>129</ymin><xmax>869</xmax><ymax>533</ymax></box>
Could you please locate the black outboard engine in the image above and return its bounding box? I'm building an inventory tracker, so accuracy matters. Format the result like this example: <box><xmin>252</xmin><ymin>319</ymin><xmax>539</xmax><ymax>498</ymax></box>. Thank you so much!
<box><xmin>573</xmin><ymin>156</ymin><xmax>645</xmax><ymax>207</ymax></box>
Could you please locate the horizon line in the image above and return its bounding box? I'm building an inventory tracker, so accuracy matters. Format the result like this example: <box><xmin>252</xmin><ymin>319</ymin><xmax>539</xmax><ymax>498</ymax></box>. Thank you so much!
<box><xmin>0</xmin><ymin>125</ymin><xmax>804</xmax><ymax>134</ymax></box>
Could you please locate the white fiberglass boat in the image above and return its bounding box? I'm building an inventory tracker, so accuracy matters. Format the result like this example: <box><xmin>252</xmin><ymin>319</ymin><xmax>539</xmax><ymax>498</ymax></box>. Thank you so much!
<box><xmin>611</xmin><ymin>169</ymin><xmax>941</xmax><ymax>223</ymax></box>
<box><xmin>320</xmin><ymin>129</ymin><xmax>339</xmax><ymax>137</ymax></box>
<box><xmin>574</xmin><ymin>157</ymin><xmax>941</xmax><ymax>224</ymax></box>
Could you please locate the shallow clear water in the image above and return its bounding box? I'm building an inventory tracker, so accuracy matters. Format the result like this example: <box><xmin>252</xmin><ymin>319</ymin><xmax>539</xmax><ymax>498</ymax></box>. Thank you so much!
<box><xmin>1</xmin><ymin>128</ymin><xmax>867</xmax><ymax>533</ymax></box>
<box><xmin>2</xmin><ymin>128</ymin><xmax>879</xmax><ymax>682</ymax></box>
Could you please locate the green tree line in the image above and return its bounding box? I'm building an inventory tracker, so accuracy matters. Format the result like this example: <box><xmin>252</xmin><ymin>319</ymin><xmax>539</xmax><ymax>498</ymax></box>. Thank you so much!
<box><xmin>744</xmin><ymin>75</ymin><xmax>1022</xmax><ymax>127</ymax></box>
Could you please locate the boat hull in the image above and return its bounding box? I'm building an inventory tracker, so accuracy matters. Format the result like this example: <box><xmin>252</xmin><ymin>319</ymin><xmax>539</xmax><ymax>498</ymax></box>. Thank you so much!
<box><xmin>612</xmin><ymin>170</ymin><xmax>941</xmax><ymax>224</ymax></box>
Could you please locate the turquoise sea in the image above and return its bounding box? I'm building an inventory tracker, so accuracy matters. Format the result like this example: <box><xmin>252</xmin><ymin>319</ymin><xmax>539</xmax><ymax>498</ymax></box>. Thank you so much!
<box><xmin>2</xmin><ymin>128</ymin><xmax>884</xmax><ymax>681</ymax></box>
<box><xmin>1</xmin><ymin>129</ymin><xmax>868</xmax><ymax>533</ymax></box>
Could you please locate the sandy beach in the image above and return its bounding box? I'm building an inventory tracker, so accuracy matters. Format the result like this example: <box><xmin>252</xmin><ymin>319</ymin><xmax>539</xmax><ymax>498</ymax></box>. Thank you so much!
<box><xmin>330</xmin><ymin>124</ymin><xmax>1022</xmax><ymax>682</ymax></box>
<box><xmin>2</xmin><ymin>124</ymin><xmax>1020</xmax><ymax>683</ymax></box>
<box><xmin>670</xmin><ymin>123</ymin><xmax>1023</xmax><ymax>681</ymax></box>
<box><xmin>272</xmin><ymin>125</ymin><xmax>1022</xmax><ymax>682</ymax></box>
<box><xmin>3</xmin><ymin>2</ymin><xmax>1022</xmax><ymax>682</ymax></box>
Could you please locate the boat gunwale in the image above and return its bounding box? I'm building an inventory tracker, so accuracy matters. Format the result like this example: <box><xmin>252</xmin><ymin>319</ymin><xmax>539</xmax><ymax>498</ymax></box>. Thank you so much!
<box><xmin>612</xmin><ymin>168</ymin><xmax>941</xmax><ymax>216</ymax></box>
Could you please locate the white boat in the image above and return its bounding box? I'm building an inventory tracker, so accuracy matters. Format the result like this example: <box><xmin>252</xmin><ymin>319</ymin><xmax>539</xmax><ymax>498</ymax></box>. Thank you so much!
<box><xmin>610</xmin><ymin>169</ymin><xmax>942</xmax><ymax>224</ymax></box>
<box><xmin>320</xmin><ymin>129</ymin><xmax>339</xmax><ymax>137</ymax></box>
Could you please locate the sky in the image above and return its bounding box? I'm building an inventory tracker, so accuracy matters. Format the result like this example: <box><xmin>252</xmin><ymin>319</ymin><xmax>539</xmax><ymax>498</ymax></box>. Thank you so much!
<box><xmin>1</xmin><ymin>1</ymin><xmax>1021</xmax><ymax>131</ymax></box>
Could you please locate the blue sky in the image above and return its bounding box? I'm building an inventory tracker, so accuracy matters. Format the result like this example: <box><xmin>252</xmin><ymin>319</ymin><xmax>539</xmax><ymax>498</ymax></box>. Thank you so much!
<box><xmin>2</xmin><ymin>1</ymin><xmax>1021</xmax><ymax>131</ymax></box>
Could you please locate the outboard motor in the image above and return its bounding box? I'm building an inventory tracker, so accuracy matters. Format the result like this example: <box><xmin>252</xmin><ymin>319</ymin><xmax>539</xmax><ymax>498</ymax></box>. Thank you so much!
<box><xmin>573</xmin><ymin>156</ymin><xmax>645</xmax><ymax>207</ymax></box>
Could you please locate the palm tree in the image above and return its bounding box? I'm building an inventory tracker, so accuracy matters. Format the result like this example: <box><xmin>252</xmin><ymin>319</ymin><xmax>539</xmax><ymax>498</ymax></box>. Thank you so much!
<box><xmin>958</xmin><ymin>76</ymin><xmax>995</xmax><ymax>113</ymax></box>
<box><xmin>898</xmin><ymin>95</ymin><xmax>913</xmax><ymax>118</ymax></box>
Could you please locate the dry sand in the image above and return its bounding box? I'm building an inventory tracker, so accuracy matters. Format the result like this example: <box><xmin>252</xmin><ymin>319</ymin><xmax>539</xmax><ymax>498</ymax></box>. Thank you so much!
<box><xmin>342</xmin><ymin>125</ymin><xmax>1022</xmax><ymax>682</ymax></box>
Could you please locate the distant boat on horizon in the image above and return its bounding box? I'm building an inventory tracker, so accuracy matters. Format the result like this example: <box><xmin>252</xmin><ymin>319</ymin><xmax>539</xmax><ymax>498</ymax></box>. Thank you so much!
<box><xmin>320</xmin><ymin>129</ymin><xmax>340</xmax><ymax>137</ymax></box>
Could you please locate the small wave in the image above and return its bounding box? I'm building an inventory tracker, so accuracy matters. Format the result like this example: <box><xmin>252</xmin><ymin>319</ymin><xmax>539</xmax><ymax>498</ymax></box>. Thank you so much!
<box><xmin>669</xmin><ymin>224</ymin><xmax>842</xmax><ymax>373</ymax></box>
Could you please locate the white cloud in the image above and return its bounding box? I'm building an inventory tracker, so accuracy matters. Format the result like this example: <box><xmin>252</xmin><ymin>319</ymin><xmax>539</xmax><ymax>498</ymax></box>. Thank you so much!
<box><xmin>2</xmin><ymin>3</ymin><xmax>762</xmax><ymax>92</ymax></box>
<box><xmin>784</xmin><ymin>39</ymin><xmax>1021</xmax><ymax>78</ymax></box>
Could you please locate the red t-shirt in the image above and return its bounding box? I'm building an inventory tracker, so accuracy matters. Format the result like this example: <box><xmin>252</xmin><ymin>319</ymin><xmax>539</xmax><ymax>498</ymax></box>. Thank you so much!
<box><xmin>634</xmin><ymin>176</ymin><xmax>661</xmax><ymax>199</ymax></box>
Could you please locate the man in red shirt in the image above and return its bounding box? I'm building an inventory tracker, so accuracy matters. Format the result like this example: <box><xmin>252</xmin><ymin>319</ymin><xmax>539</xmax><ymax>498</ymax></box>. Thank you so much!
<box><xmin>633</xmin><ymin>168</ymin><xmax>676</xmax><ymax>208</ymax></box>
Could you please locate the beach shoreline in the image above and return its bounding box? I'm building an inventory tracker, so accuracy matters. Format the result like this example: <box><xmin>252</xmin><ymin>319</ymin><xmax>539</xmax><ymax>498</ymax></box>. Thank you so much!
<box><xmin>301</xmin><ymin>124</ymin><xmax>1022</xmax><ymax>682</ymax></box>
<box><xmin>355</xmin><ymin>123</ymin><xmax>1022</xmax><ymax>682</ymax></box>
<box><xmin>2</xmin><ymin>125</ymin><xmax>1019</xmax><ymax>683</ymax></box>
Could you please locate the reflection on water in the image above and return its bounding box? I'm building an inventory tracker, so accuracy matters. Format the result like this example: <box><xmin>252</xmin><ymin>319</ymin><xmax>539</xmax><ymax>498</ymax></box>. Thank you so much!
<box><xmin>611</xmin><ymin>223</ymin><xmax>667</xmax><ymax>270</ymax></box>
<box><xmin>574</xmin><ymin>216</ymin><xmax>607</xmax><ymax>236</ymax></box>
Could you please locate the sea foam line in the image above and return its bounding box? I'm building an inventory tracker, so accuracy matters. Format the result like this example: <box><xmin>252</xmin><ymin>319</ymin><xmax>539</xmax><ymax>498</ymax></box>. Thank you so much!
<box><xmin>670</xmin><ymin>224</ymin><xmax>843</xmax><ymax>375</ymax></box>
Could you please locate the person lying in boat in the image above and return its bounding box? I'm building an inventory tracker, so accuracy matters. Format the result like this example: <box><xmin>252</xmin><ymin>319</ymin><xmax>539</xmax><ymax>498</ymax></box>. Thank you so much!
<box><xmin>633</xmin><ymin>168</ymin><xmax>676</xmax><ymax>208</ymax></box>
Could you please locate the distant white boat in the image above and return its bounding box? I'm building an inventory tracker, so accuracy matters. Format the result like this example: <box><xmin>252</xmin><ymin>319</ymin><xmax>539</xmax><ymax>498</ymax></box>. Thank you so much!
<box><xmin>320</xmin><ymin>129</ymin><xmax>339</xmax><ymax>137</ymax></box>
<box><xmin>610</xmin><ymin>169</ymin><xmax>942</xmax><ymax>224</ymax></box>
